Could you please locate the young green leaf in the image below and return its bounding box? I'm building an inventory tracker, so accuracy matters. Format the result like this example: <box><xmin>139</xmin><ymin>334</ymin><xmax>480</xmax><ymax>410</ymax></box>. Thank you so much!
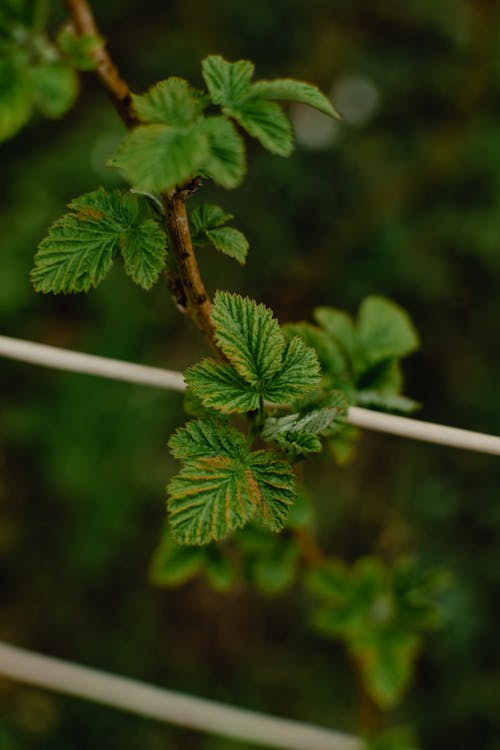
<box><xmin>200</xmin><ymin>116</ymin><xmax>246</xmax><ymax>188</ymax></box>
<box><xmin>32</xmin><ymin>188</ymin><xmax>167</xmax><ymax>293</ymax></box>
<box><xmin>228</xmin><ymin>98</ymin><xmax>293</xmax><ymax>157</ymax></box>
<box><xmin>263</xmin><ymin>336</ymin><xmax>321</xmax><ymax>404</ymax></box>
<box><xmin>30</xmin><ymin>61</ymin><xmax>79</xmax><ymax>118</ymax></box>
<box><xmin>191</xmin><ymin>204</ymin><xmax>248</xmax><ymax>265</ymax></box>
<box><xmin>184</xmin><ymin>359</ymin><xmax>259</xmax><ymax>413</ymax></box>
<box><xmin>109</xmin><ymin>124</ymin><xmax>208</xmax><ymax>193</ymax></box>
<box><xmin>212</xmin><ymin>291</ymin><xmax>285</xmax><ymax>385</ymax></box>
<box><xmin>132</xmin><ymin>77</ymin><xmax>205</xmax><ymax>127</ymax></box>
<box><xmin>357</xmin><ymin>296</ymin><xmax>420</xmax><ymax>367</ymax></box>
<box><xmin>202</xmin><ymin>55</ymin><xmax>254</xmax><ymax>107</ymax></box>
<box><xmin>56</xmin><ymin>25</ymin><xmax>102</xmax><ymax>71</ymax></box>
<box><xmin>169</xmin><ymin>417</ymin><xmax>249</xmax><ymax>461</ymax></box>
<box><xmin>248</xmin><ymin>78</ymin><xmax>339</xmax><ymax>119</ymax></box>
<box><xmin>249</xmin><ymin>450</ymin><xmax>296</xmax><ymax>531</ymax></box>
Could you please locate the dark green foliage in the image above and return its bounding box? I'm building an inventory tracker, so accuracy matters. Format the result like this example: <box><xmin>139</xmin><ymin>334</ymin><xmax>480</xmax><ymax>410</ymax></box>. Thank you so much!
<box><xmin>308</xmin><ymin>557</ymin><xmax>446</xmax><ymax>708</ymax></box>
<box><xmin>31</xmin><ymin>188</ymin><xmax>167</xmax><ymax>292</ymax></box>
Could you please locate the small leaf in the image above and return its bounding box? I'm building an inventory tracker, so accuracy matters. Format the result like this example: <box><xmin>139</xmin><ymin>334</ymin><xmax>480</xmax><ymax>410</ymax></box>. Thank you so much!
<box><xmin>0</xmin><ymin>47</ymin><xmax>32</xmax><ymax>141</ymax></box>
<box><xmin>263</xmin><ymin>408</ymin><xmax>338</xmax><ymax>440</ymax></box>
<box><xmin>274</xmin><ymin>432</ymin><xmax>322</xmax><ymax>459</ymax></box>
<box><xmin>263</xmin><ymin>336</ymin><xmax>321</xmax><ymax>404</ymax></box>
<box><xmin>200</xmin><ymin>116</ymin><xmax>246</xmax><ymax>188</ymax></box>
<box><xmin>249</xmin><ymin>450</ymin><xmax>296</xmax><ymax>531</ymax></box>
<box><xmin>150</xmin><ymin>526</ymin><xmax>204</xmax><ymax>586</ymax></box>
<box><xmin>56</xmin><ymin>25</ymin><xmax>102</xmax><ymax>71</ymax></box>
<box><xmin>212</xmin><ymin>291</ymin><xmax>285</xmax><ymax>385</ymax></box>
<box><xmin>202</xmin><ymin>55</ymin><xmax>254</xmax><ymax>107</ymax></box>
<box><xmin>357</xmin><ymin>296</ymin><xmax>419</xmax><ymax>367</ymax></box>
<box><xmin>32</xmin><ymin>188</ymin><xmax>167</xmax><ymax>293</ymax></box>
<box><xmin>169</xmin><ymin>418</ymin><xmax>248</xmax><ymax>461</ymax></box>
<box><xmin>356</xmin><ymin>391</ymin><xmax>420</xmax><ymax>414</ymax></box>
<box><xmin>248</xmin><ymin>78</ymin><xmax>339</xmax><ymax>118</ymax></box>
<box><xmin>227</xmin><ymin>98</ymin><xmax>293</xmax><ymax>157</ymax></box>
<box><xmin>185</xmin><ymin>359</ymin><xmax>259</xmax><ymax>414</ymax></box>
<box><xmin>30</xmin><ymin>61</ymin><xmax>79</xmax><ymax>118</ymax></box>
<box><xmin>132</xmin><ymin>77</ymin><xmax>204</xmax><ymax>127</ymax></box>
<box><xmin>191</xmin><ymin>203</ymin><xmax>249</xmax><ymax>264</ymax></box>
<box><xmin>109</xmin><ymin>124</ymin><xmax>208</xmax><ymax>193</ymax></box>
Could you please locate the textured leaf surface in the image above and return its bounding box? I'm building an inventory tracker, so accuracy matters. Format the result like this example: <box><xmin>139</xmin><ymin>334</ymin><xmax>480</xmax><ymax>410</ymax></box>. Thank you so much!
<box><xmin>249</xmin><ymin>78</ymin><xmax>339</xmax><ymax>118</ymax></box>
<box><xmin>202</xmin><ymin>55</ymin><xmax>254</xmax><ymax>106</ymax></box>
<box><xmin>191</xmin><ymin>204</ymin><xmax>248</xmax><ymax>264</ymax></box>
<box><xmin>169</xmin><ymin>418</ymin><xmax>248</xmax><ymax>461</ymax></box>
<box><xmin>249</xmin><ymin>451</ymin><xmax>296</xmax><ymax>531</ymax></box>
<box><xmin>357</xmin><ymin>296</ymin><xmax>419</xmax><ymax>367</ymax></box>
<box><xmin>263</xmin><ymin>336</ymin><xmax>321</xmax><ymax>404</ymax></box>
<box><xmin>200</xmin><ymin>116</ymin><xmax>246</xmax><ymax>188</ymax></box>
<box><xmin>133</xmin><ymin>77</ymin><xmax>204</xmax><ymax>126</ymax></box>
<box><xmin>191</xmin><ymin>204</ymin><xmax>233</xmax><ymax>236</ymax></box>
<box><xmin>212</xmin><ymin>292</ymin><xmax>285</xmax><ymax>385</ymax></box>
<box><xmin>263</xmin><ymin>408</ymin><xmax>338</xmax><ymax>440</ymax></box>
<box><xmin>32</xmin><ymin>188</ymin><xmax>167</xmax><ymax>293</ymax></box>
<box><xmin>205</xmin><ymin>227</ymin><xmax>248</xmax><ymax>264</ymax></box>
<box><xmin>228</xmin><ymin>98</ymin><xmax>293</xmax><ymax>156</ymax></box>
<box><xmin>109</xmin><ymin>124</ymin><xmax>208</xmax><ymax>192</ymax></box>
<box><xmin>184</xmin><ymin>359</ymin><xmax>259</xmax><ymax>413</ymax></box>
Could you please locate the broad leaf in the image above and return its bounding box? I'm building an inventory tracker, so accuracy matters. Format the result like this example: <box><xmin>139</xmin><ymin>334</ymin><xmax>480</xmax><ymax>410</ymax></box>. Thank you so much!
<box><xmin>202</xmin><ymin>55</ymin><xmax>254</xmax><ymax>107</ymax></box>
<box><xmin>212</xmin><ymin>291</ymin><xmax>285</xmax><ymax>385</ymax></box>
<box><xmin>314</xmin><ymin>307</ymin><xmax>357</xmax><ymax>362</ymax></box>
<box><xmin>228</xmin><ymin>98</ymin><xmax>293</xmax><ymax>157</ymax></box>
<box><xmin>184</xmin><ymin>359</ymin><xmax>259</xmax><ymax>413</ymax></box>
<box><xmin>169</xmin><ymin>417</ymin><xmax>249</xmax><ymax>461</ymax></box>
<box><xmin>200</xmin><ymin>116</ymin><xmax>246</xmax><ymax>188</ymax></box>
<box><xmin>32</xmin><ymin>188</ymin><xmax>167</xmax><ymax>293</ymax></box>
<box><xmin>263</xmin><ymin>408</ymin><xmax>338</xmax><ymax>441</ymax></box>
<box><xmin>109</xmin><ymin>124</ymin><xmax>208</xmax><ymax>193</ymax></box>
<box><xmin>357</xmin><ymin>296</ymin><xmax>419</xmax><ymax>367</ymax></box>
<box><xmin>133</xmin><ymin>77</ymin><xmax>204</xmax><ymax>127</ymax></box>
<box><xmin>248</xmin><ymin>78</ymin><xmax>339</xmax><ymax>118</ymax></box>
<box><xmin>30</xmin><ymin>61</ymin><xmax>78</xmax><ymax>118</ymax></box>
<box><xmin>191</xmin><ymin>204</ymin><xmax>233</xmax><ymax>236</ymax></box>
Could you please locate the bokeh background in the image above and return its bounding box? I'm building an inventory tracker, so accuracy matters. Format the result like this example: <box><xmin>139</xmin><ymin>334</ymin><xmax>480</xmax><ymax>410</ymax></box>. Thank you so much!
<box><xmin>2</xmin><ymin>0</ymin><xmax>500</xmax><ymax>747</ymax></box>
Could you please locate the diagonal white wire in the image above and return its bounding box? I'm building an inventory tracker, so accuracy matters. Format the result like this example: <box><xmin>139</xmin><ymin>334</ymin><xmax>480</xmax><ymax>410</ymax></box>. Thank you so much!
<box><xmin>1</xmin><ymin>334</ymin><xmax>500</xmax><ymax>456</ymax></box>
<box><xmin>0</xmin><ymin>641</ymin><xmax>361</xmax><ymax>750</ymax></box>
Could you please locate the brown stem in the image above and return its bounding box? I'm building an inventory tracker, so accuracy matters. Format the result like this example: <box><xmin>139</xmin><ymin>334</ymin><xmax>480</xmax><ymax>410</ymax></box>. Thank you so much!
<box><xmin>65</xmin><ymin>0</ymin><xmax>219</xmax><ymax>353</ymax></box>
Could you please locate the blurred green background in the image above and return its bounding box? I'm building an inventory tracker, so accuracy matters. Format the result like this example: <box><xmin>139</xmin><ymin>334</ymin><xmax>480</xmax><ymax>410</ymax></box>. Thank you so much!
<box><xmin>1</xmin><ymin>0</ymin><xmax>500</xmax><ymax>747</ymax></box>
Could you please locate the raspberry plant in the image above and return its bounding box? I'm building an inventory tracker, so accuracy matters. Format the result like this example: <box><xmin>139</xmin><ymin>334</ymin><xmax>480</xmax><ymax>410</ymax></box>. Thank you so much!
<box><xmin>2</xmin><ymin>1</ymin><xmax>448</xmax><ymax>746</ymax></box>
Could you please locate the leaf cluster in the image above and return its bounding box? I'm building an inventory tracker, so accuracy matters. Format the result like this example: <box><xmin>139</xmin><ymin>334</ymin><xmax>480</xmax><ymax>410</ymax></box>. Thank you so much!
<box><xmin>110</xmin><ymin>55</ymin><xmax>338</xmax><ymax>194</ymax></box>
<box><xmin>308</xmin><ymin>556</ymin><xmax>446</xmax><ymax>707</ymax></box>
<box><xmin>31</xmin><ymin>188</ymin><xmax>167</xmax><ymax>293</ymax></box>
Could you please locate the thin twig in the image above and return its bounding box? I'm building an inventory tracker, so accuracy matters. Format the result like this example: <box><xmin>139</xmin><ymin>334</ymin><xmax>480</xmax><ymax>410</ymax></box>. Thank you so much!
<box><xmin>64</xmin><ymin>0</ymin><xmax>218</xmax><ymax>352</ymax></box>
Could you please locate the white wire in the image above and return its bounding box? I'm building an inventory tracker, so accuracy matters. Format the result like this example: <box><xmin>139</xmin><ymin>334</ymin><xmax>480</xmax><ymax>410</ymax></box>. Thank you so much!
<box><xmin>1</xmin><ymin>334</ymin><xmax>500</xmax><ymax>456</ymax></box>
<box><xmin>0</xmin><ymin>641</ymin><xmax>361</xmax><ymax>750</ymax></box>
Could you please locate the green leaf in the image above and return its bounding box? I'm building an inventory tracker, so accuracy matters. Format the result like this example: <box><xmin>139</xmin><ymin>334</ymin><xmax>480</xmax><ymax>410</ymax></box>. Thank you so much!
<box><xmin>248</xmin><ymin>78</ymin><xmax>339</xmax><ymax>118</ymax></box>
<box><xmin>263</xmin><ymin>407</ymin><xmax>338</xmax><ymax>440</ymax></box>
<box><xmin>0</xmin><ymin>47</ymin><xmax>32</xmax><ymax>141</ymax></box>
<box><xmin>204</xmin><ymin>547</ymin><xmax>236</xmax><ymax>591</ymax></box>
<box><xmin>202</xmin><ymin>55</ymin><xmax>254</xmax><ymax>107</ymax></box>
<box><xmin>132</xmin><ymin>77</ymin><xmax>204</xmax><ymax>127</ymax></box>
<box><xmin>274</xmin><ymin>432</ymin><xmax>322</xmax><ymax>459</ymax></box>
<box><xmin>30</xmin><ymin>60</ymin><xmax>78</xmax><ymax>118</ymax></box>
<box><xmin>356</xmin><ymin>391</ymin><xmax>420</xmax><ymax>414</ymax></box>
<box><xmin>227</xmin><ymin>98</ymin><xmax>293</xmax><ymax>157</ymax></box>
<box><xmin>357</xmin><ymin>296</ymin><xmax>420</xmax><ymax>367</ymax></box>
<box><xmin>191</xmin><ymin>204</ymin><xmax>249</xmax><ymax>264</ymax></box>
<box><xmin>200</xmin><ymin>116</ymin><xmax>246</xmax><ymax>188</ymax></box>
<box><xmin>212</xmin><ymin>291</ymin><xmax>285</xmax><ymax>385</ymax></box>
<box><xmin>32</xmin><ymin>188</ymin><xmax>167</xmax><ymax>293</ymax></box>
<box><xmin>314</xmin><ymin>307</ymin><xmax>357</xmax><ymax>362</ymax></box>
<box><xmin>56</xmin><ymin>25</ymin><xmax>102</xmax><ymax>71</ymax></box>
<box><xmin>150</xmin><ymin>525</ymin><xmax>204</xmax><ymax>586</ymax></box>
<box><xmin>284</xmin><ymin>321</ymin><xmax>347</xmax><ymax>376</ymax></box>
<box><xmin>168</xmin><ymin>421</ymin><xmax>297</xmax><ymax>544</ymax></box>
<box><xmin>251</xmin><ymin>538</ymin><xmax>298</xmax><ymax>595</ymax></box>
<box><xmin>109</xmin><ymin>124</ymin><xmax>208</xmax><ymax>193</ymax></box>
<box><xmin>169</xmin><ymin>418</ymin><xmax>249</xmax><ymax>461</ymax></box>
<box><xmin>249</xmin><ymin>450</ymin><xmax>296</xmax><ymax>531</ymax></box>
<box><xmin>352</xmin><ymin>629</ymin><xmax>420</xmax><ymax>709</ymax></box>
<box><xmin>263</xmin><ymin>336</ymin><xmax>321</xmax><ymax>404</ymax></box>
<box><xmin>366</xmin><ymin>727</ymin><xmax>419</xmax><ymax>750</ymax></box>
<box><xmin>185</xmin><ymin>359</ymin><xmax>259</xmax><ymax>414</ymax></box>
